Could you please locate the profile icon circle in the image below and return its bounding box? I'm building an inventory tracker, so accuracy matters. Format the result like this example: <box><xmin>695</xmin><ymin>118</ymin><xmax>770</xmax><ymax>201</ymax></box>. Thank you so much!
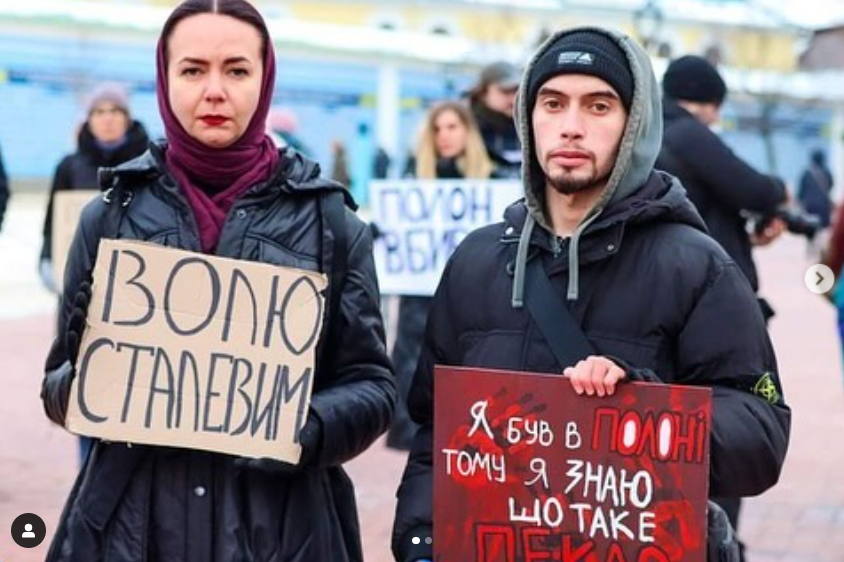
<box><xmin>11</xmin><ymin>513</ymin><xmax>46</xmax><ymax>548</ymax></box>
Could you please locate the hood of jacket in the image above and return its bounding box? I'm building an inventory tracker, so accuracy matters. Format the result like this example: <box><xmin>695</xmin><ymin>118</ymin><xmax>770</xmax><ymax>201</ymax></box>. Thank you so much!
<box><xmin>506</xmin><ymin>170</ymin><xmax>706</xmax><ymax>252</ymax></box>
<box><xmin>508</xmin><ymin>168</ymin><xmax>706</xmax><ymax>307</ymax></box>
<box><xmin>510</xmin><ymin>26</ymin><xmax>665</xmax><ymax>302</ymax></box>
<box><xmin>514</xmin><ymin>26</ymin><xmax>663</xmax><ymax>229</ymax></box>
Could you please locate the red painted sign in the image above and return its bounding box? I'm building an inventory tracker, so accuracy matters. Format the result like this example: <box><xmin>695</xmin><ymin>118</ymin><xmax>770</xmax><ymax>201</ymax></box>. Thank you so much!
<box><xmin>433</xmin><ymin>366</ymin><xmax>712</xmax><ymax>562</ymax></box>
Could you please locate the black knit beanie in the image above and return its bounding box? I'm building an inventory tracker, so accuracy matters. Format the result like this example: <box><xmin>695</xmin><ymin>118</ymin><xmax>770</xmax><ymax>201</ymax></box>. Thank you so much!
<box><xmin>526</xmin><ymin>30</ymin><xmax>634</xmax><ymax>112</ymax></box>
<box><xmin>662</xmin><ymin>55</ymin><xmax>727</xmax><ymax>106</ymax></box>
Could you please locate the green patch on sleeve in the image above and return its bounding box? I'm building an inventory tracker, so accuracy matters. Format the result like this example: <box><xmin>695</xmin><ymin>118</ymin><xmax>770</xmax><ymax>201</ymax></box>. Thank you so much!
<box><xmin>751</xmin><ymin>372</ymin><xmax>781</xmax><ymax>405</ymax></box>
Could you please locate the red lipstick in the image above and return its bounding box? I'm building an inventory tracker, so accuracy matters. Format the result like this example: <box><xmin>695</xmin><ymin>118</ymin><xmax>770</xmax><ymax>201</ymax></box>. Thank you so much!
<box><xmin>200</xmin><ymin>115</ymin><xmax>228</xmax><ymax>126</ymax></box>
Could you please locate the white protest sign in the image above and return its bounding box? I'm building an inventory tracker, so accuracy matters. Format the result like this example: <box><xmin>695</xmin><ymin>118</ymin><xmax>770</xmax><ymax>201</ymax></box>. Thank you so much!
<box><xmin>52</xmin><ymin>190</ymin><xmax>99</xmax><ymax>284</ymax></box>
<box><xmin>65</xmin><ymin>239</ymin><xmax>327</xmax><ymax>463</ymax></box>
<box><xmin>370</xmin><ymin>179</ymin><xmax>522</xmax><ymax>296</ymax></box>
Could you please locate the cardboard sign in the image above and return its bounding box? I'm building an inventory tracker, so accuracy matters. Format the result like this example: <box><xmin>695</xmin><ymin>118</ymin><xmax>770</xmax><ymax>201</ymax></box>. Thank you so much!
<box><xmin>370</xmin><ymin>179</ymin><xmax>522</xmax><ymax>296</ymax></box>
<box><xmin>65</xmin><ymin>239</ymin><xmax>327</xmax><ymax>463</ymax></box>
<box><xmin>52</xmin><ymin>190</ymin><xmax>99</xmax><ymax>284</ymax></box>
<box><xmin>434</xmin><ymin>366</ymin><xmax>712</xmax><ymax>562</ymax></box>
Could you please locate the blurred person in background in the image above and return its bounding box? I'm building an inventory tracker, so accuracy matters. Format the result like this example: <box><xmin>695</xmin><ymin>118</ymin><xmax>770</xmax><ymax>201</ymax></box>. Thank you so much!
<box><xmin>332</xmin><ymin>141</ymin><xmax>390</xmax><ymax>189</ymax></box>
<box><xmin>656</xmin><ymin>54</ymin><xmax>790</xmax><ymax>559</ymax></box>
<box><xmin>39</xmin><ymin>83</ymin><xmax>149</xmax><ymax>463</ymax></box>
<box><xmin>330</xmin><ymin>139</ymin><xmax>352</xmax><ymax>186</ymax></box>
<box><xmin>798</xmin><ymin>148</ymin><xmax>834</xmax><ymax>256</ymax></box>
<box><xmin>657</xmin><ymin>54</ymin><xmax>790</xmax><ymax>323</ymax></box>
<box><xmin>467</xmin><ymin>61</ymin><xmax>522</xmax><ymax>177</ymax></box>
<box><xmin>40</xmin><ymin>82</ymin><xmax>150</xmax><ymax>294</ymax></box>
<box><xmin>373</xmin><ymin>146</ymin><xmax>391</xmax><ymax>179</ymax></box>
<box><xmin>824</xmin><ymin>205</ymin><xmax>844</xmax><ymax>278</ymax></box>
<box><xmin>0</xmin><ymin>144</ymin><xmax>8</xmax><ymax>232</ymax></box>
<box><xmin>822</xmin><ymin>204</ymin><xmax>844</xmax><ymax>358</ymax></box>
<box><xmin>40</xmin><ymin>0</ymin><xmax>394</xmax><ymax>559</ymax></box>
<box><xmin>266</xmin><ymin>105</ymin><xmax>311</xmax><ymax>155</ymax></box>
<box><xmin>387</xmin><ymin>100</ymin><xmax>495</xmax><ymax>450</ymax></box>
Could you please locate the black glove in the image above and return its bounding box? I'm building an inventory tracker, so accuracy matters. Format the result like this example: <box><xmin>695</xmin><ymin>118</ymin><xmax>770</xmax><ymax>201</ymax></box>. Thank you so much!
<box><xmin>707</xmin><ymin>500</ymin><xmax>741</xmax><ymax>561</ymax></box>
<box><xmin>235</xmin><ymin>414</ymin><xmax>322</xmax><ymax>474</ymax></box>
<box><xmin>65</xmin><ymin>281</ymin><xmax>92</xmax><ymax>366</ymax></box>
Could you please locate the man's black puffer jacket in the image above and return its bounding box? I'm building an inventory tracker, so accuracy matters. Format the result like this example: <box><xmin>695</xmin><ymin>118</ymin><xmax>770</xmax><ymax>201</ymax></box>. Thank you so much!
<box><xmin>393</xmin><ymin>172</ymin><xmax>790</xmax><ymax>561</ymax></box>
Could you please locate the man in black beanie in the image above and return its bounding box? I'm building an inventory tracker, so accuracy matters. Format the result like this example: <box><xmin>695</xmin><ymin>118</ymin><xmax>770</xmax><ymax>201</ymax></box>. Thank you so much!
<box><xmin>657</xmin><ymin>55</ymin><xmax>790</xmax><ymax>559</ymax></box>
<box><xmin>467</xmin><ymin>61</ymin><xmax>523</xmax><ymax>177</ymax></box>
<box><xmin>658</xmin><ymin>55</ymin><xmax>788</xmax><ymax>301</ymax></box>
<box><xmin>393</xmin><ymin>29</ymin><xmax>789</xmax><ymax>562</ymax></box>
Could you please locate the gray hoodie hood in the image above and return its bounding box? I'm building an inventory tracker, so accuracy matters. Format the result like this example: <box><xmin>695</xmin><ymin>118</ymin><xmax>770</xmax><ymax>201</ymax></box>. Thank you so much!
<box><xmin>511</xmin><ymin>26</ymin><xmax>663</xmax><ymax>304</ymax></box>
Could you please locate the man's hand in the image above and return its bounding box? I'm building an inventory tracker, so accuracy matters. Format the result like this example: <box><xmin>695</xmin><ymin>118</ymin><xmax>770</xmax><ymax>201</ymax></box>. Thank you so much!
<box><xmin>751</xmin><ymin>217</ymin><xmax>786</xmax><ymax>246</ymax></box>
<box><xmin>564</xmin><ymin>356</ymin><xmax>626</xmax><ymax>397</ymax></box>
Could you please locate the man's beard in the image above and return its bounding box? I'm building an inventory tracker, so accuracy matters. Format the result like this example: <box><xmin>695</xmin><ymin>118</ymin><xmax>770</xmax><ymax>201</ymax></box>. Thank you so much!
<box><xmin>547</xmin><ymin>167</ymin><xmax>612</xmax><ymax>196</ymax></box>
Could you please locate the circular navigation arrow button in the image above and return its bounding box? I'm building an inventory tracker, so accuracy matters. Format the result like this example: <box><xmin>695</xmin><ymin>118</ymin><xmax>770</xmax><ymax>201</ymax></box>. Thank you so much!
<box><xmin>805</xmin><ymin>264</ymin><xmax>835</xmax><ymax>295</ymax></box>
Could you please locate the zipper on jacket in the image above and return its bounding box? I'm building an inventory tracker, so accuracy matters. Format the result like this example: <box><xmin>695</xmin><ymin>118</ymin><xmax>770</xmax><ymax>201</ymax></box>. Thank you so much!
<box><xmin>551</xmin><ymin>235</ymin><xmax>564</xmax><ymax>258</ymax></box>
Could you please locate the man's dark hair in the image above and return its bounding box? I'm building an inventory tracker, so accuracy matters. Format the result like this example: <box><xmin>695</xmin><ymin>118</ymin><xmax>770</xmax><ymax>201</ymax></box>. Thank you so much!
<box><xmin>160</xmin><ymin>0</ymin><xmax>271</xmax><ymax>60</ymax></box>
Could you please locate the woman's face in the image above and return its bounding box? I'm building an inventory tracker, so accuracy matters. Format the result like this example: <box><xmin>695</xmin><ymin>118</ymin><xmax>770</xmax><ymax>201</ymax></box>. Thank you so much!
<box><xmin>166</xmin><ymin>13</ymin><xmax>263</xmax><ymax>148</ymax></box>
<box><xmin>88</xmin><ymin>102</ymin><xmax>130</xmax><ymax>144</ymax></box>
<box><xmin>434</xmin><ymin>109</ymin><xmax>469</xmax><ymax>159</ymax></box>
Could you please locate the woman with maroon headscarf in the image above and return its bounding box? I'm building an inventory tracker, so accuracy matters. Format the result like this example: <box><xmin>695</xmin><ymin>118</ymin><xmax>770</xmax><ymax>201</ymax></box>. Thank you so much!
<box><xmin>40</xmin><ymin>1</ymin><xmax>394</xmax><ymax>560</ymax></box>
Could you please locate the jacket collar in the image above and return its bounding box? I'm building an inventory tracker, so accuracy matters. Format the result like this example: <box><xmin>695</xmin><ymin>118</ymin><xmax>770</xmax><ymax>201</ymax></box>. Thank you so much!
<box><xmin>502</xmin><ymin>170</ymin><xmax>705</xmax><ymax>267</ymax></box>
<box><xmin>99</xmin><ymin>141</ymin><xmax>357</xmax><ymax>210</ymax></box>
<box><xmin>502</xmin><ymin>201</ymin><xmax>624</xmax><ymax>269</ymax></box>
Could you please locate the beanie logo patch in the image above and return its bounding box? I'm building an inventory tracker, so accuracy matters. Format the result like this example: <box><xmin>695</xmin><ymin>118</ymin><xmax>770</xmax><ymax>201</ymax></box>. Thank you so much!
<box><xmin>557</xmin><ymin>51</ymin><xmax>594</xmax><ymax>66</ymax></box>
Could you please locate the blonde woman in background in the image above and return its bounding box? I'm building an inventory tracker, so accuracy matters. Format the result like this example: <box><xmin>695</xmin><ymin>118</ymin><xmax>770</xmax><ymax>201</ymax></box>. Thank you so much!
<box><xmin>388</xmin><ymin>101</ymin><xmax>497</xmax><ymax>450</ymax></box>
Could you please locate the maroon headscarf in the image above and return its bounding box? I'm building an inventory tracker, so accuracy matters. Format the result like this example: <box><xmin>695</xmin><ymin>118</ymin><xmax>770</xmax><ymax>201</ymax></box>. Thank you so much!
<box><xmin>156</xmin><ymin>5</ymin><xmax>279</xmax><ymax>253</ymax></box>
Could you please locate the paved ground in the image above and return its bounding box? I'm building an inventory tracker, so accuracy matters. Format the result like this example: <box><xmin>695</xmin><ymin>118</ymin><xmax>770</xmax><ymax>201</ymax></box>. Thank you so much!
<box><xmin>0</xmin><ymin>192</ymin><xmax>842</xmax><ymax>561</ymax></box>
